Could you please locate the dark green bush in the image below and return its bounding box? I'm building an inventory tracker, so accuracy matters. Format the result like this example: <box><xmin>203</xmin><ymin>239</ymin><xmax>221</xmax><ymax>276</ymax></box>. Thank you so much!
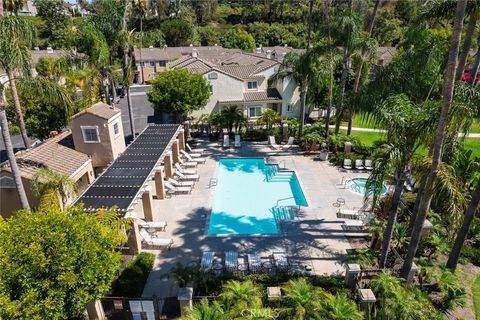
<box><xmin>112</xmin><ymin>252</ymin><xmax>155</xmax><ymax>297</ymax></box>
<box><xmin>243</xmin><ymin>128</ymin><xmax>281</xmax><ymax>142</ymax></box>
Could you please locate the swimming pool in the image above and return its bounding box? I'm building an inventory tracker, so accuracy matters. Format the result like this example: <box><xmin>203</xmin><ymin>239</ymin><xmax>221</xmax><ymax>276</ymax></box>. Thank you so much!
<box><xmin>345</xmin><ymin>177</ymin><xmax>387</xmax><ymax>195</ymax></box>
<box><xmin>208</xmin><ymin>158</ymin><xmax>308</xmax><ymax>235</ymax></box>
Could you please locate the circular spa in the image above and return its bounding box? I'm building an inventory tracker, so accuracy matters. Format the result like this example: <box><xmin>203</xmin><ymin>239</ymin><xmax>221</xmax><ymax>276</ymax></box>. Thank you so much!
<box><xmin>345</xmin><ymin>177</ymin><xmax>387</xmax><ymax>195</ymax></box>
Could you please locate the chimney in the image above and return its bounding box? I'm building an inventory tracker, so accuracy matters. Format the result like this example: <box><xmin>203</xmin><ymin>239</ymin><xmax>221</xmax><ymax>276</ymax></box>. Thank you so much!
<box><xmin>266</xmin><ymin>50</ymin><xmax>271</xmax><ymax>59</ymax></box>
<box><xmin>49</xmin><ymin>130</ymin><xmax>59</xmax><ymax>138</ymax></box>
<box><xmin>192</xmin><ymin>48</ymin><xmax>198</xmax><ymax>58</ymax></box>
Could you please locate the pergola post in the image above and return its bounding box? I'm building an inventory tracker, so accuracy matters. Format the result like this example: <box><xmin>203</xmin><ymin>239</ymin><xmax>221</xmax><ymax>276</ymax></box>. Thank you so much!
<box><xmin>128</xmin><ymin>220</ymin><xmax>142</xmax><ymax>254</ymax></box>
<box><xmin>164</xmin><ymin>152</ymin><xmax>174</xmax><ymax>179</ymax></box>
<box><xmin>142</xmin><ymin>186</ymin><xmax>154</xmax><ymax>222</ymax></box>
<box><xmin>172</xmin><ymin>139</ymin><xmax>180</xmax><ymax>163</ymax></box>
<box><xmin>154</xmin><ymin>168</ymin><xmax>165</xmax><ymax>200</ymax></box>
<box><xmin>178</xmin><ymin>129</ymin><xmax>186</xmax><ymax>151</ymax></box>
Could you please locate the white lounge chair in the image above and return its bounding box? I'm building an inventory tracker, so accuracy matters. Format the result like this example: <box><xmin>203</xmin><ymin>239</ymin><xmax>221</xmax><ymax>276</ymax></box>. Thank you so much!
<box><xmin>273</xmin><ymin>252</ymin><xmax>289</xmax><ymax>271</ymax></box>
<box><xmin>223</xmin><ymin>135</ymin><xmax>230</xmax><ymax>148</ymax></box>
<box><xmin>343</xmin><ymin>159</ymin><xmax>352</xmax><ymax>170</ymax></box>
<box><xmin>364</xmin><ymin>160</ymin><xmax>373</xmax><ymax>170</ymax></box>
<box><xmin>174</xmin><ymin>170</ymin><xmax>199</xmax><ymax>181</ymax></box>
<box><xmin>168</xmin><ymin>178</ymin><xmax>195</xmax><ymax>187</ymax></box>
<box><xmin>282</xmin><ymin>136</ymin><xmax>295</xmax><ymax>149</ymax></box>
<box><xmin>174</xmin><ymin>163</ymin><xmax>197</xmax><ymax>175</ymax></box>
<box><xmin>137</xmin><ymin>219</ymin><xmax>167</xmax><ymax>231</ymax></box>
<box><xmin>139</xmin><ymin>229</ymin><xmax>173</xmax><ymax>249</ymax></box>
<box><xmin>248</xmin><ymin>253</ymin><xmax>261</xmax><ymax>273</ymax></box>
<box><xmin>225</xmin><ymin>251</ymin><xmax>238</xmax><ymax>273</ymax></box>
<box><xmin>201</xmin><ymin>251</ymin><xmax>215</xmax><ymax>271</ymax></box>
<box><xmin>355</xmin><ymin>159</ymin><xmax>365</xmax><ymax>170</ymax></box>
<box><xmin>165</xmin><ymin>181</ymin><xmax>191</xmax><ymax>194</ymax></box>
<box><xmin>337</xmin><ymin>208</ymin><xmax>368</xmax><ymax>220</ymax></box>
<box><xmin>181</xmin><ymin>149</ymin><xmax>206</xmax><ymax>163</ymax></box>
<box><xmin>342</xmin><ymin>214</ymin><xmax>374</xmax><ymax>231</ymax></box>
<box><xmin>186</xmin><ymin>143</ymin><xmax>205</xmax><ymax>154</ymax></box>
<box><xmin>234</xmin><ymin>134</ymin><xmax>241</xmax><ymax>148</ymax></box>
<box><xmin>178</xmin><ymin>157</ymin><xmax>197</xmax><ymax>168</ymax></box>
<box><xmin>268</xmin><ymin>136</ymin><xmax>280</xmax><ymax>149</ymax></box>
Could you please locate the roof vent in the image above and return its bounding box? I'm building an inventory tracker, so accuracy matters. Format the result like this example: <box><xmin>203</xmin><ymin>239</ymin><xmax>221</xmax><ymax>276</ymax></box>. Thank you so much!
<box><xmin>189</xmin><ymin>43</ymin><xmax>193</xmax><ymax>47</ymax></box>
<box><xmin>284</xmin><ymin>44</ymin><xmax>288</xmax><ymax>47</ymax></box>
<box><xmin>192</xmin><ymin>48</ymin><xmax>198</xmax><ymax>58</ymax></box>
<box><xmin>149</xmin><ymin>46</ymin><xmax>153</xmax><ymax>49</ymax></box>
<box><xmin>34</xmin><ymin>46</ymin><xmax>40</xmax><ymax>51</ymax></box>
<box><xmin>266</xmin><ymin>50</ymin><xmax>272</xmax><ymax>59</ymax></box>
<box><xmin>47</xmin><ymin>47</ymin><xmax>53</xmax><ymax>53</ymax></box>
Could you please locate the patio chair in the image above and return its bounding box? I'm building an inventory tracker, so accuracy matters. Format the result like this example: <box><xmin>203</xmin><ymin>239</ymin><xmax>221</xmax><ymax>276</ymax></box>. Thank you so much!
<box><xmin>168</xmin><ymin>178</ymin><xmax>195</xmax><ymax>187</ymax></box>
<box><xmin>248</xmin><ymin>253</ymin><xmax>262</xmax><ymax>273</ymax></box>
<box><xmin>174</xmin><ymin>163</ymin><xmax>197</xmax><ymax>175</ymax></box>
<box><xmin>137</xmin><ymin>219</ymin><xmax>167</xmax><ymax>231</ymax></box>
<box><xmin>364</xmin><ymin>159</ymin><xmax>373</xmax><ymax>171</ymax></box>
<box><xmin>139</xmin><ymin>228</ymin><xmax>173</xmax><ymax>249</ymax></box>
<box><xmin>223</xmin><ymin>135</ymin><xmax>230</xmax><ymax>148</ymax></box>
<box><xmin>181</xmin><ymin>149</ymin><xmax>206</xmax><ymax>163</ymax></box>
<box><xmin>272</xmin><ymin>252</ymin><xmax>289</xmax><ymax>272</ymax></box>
<box><xmin>186</xmin><ymin>143</ymin><xmax>205</xmax><ymax>154</ymax></box>
<box><xmin>282</xmin><ymin>136</ymin><xmax>295</xmax><ymax>150</ymax></box>
<box><xmin>355</xmin><ymin>159</ymin><xmax>365</xmax><ymax>170</ymax></box>
<box><xmin>343</xmin><ymin>159</ymin><xmax>352</xmax><ymax>170</ymax></box>
<box><xmin>174</xmin><ymin>170</ymin><xmax>199</xmax><ymax>181</ymax></box>
<box><xmin>201</xmin><ymin>251</ymin><xmax>215</xmax><ymax>271</ymax></box>
<box><xmin>234</xmin><ymin>134</ymin><xmax>241</xmax><ymax>148</ymax></box>
<box><xmin>225</xmin><ymin>251</ymin><xmax>239</xmax><ymax>273</ymax></box>
<box><xmin>337</xmin><ymin>208</ymin><xmax>368</xmax><ymax>220</ymax></box>
<box><xmin>165</xmin><ymin>181</ymin><xmax>191</xmax><ymax>194</ymax></box>
<box><xmin>177</xmin><ymin>157</ymin><xmax>197</xmax><ymax>168</ymax></box>
<box><xmin>342</xmin><ymin>214</ymin><xmax>374</xmax><ymax>231</ymax></box>
<box><xmin>268</xmin><ymin>136</ymin><xmax>280</xmax><ymax>149</ymax></box>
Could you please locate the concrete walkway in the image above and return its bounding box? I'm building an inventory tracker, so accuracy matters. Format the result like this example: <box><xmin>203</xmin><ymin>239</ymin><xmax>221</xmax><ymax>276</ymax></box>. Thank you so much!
<box><xmin>138</xmin><ymin>141</ymin><xmax>370</xmax><ymax>298</ymax></box>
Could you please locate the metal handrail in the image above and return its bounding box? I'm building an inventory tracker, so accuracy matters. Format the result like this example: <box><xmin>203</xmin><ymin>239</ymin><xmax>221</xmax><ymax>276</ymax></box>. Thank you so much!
<box><xmin>276</xmin><ymin>196</ymin><xmax>295</xmax><ymax>206</ymax></box>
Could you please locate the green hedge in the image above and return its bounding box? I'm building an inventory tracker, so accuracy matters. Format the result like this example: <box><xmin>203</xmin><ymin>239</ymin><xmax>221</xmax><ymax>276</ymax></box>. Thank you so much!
<box><xmin>112</xmin><ymin>252</ymin><xmax>155</xmax><ymax>297</ymax></box>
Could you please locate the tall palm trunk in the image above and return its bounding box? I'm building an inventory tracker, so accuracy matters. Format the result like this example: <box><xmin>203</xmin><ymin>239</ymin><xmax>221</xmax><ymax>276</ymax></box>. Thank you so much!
<box><xmin>7</xmin><ymin>70</ymin><xmax>29</xmax><ymax>149</ymax></box>
<box><xmin>334</xmin><ymin>52</ymin><xmax>349</xmax><ymax>135</ymax></box>
<box><xmin>400</xmin><ymin>0</ymin><xmax>467</xmax><ymax>280</ymax></box>
<box><xmin>325</xmin><ymin>62</ymin><xmax>333</xmax><ymax>137</ymax></box>
<box><xmin>468</xmin><ymin>33</ymin><xmax>480</xmax><ymax>85</ymax></box>
<box><xmin>446</xmin><ymin>182</ymin><xmax>480</xmax><ymax>271</ymax></box>
<box><xmin>298</xmin><ymin>84</ymin><xmax>307</xmax><ymax>139</ymax></box>
<box><xmin>455</xmin><ymin>7</ymin><xmax>478</xmax><ymax>81</ymax></box>
<box><xmin>0</xmin><ymin>93</ymin><xmax>30</xmax><ymax>210</ymax></box>
<box><xmin>347</xmin><ymin>0</ymin><xmax>381</xmax><ymax>136</ymax></box>
<box><xmin>379</xmin><ymin>170</ymin><xmax>407</xmax><ymax>268</ymax></box>
<box><xmin>126</xmin><ymin>83</ymin><xmax>135</xmax><ymax>136</ymax></box>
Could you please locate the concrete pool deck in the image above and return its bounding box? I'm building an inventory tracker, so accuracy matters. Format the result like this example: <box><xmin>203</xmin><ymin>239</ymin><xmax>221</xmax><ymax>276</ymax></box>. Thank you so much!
<box><xmin>137</xmin><ymin>140</ymin><xmax>369</xmax><ymax>298</ymax></box>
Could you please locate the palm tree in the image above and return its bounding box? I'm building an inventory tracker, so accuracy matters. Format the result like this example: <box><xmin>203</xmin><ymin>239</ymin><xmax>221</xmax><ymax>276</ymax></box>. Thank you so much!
<box><xmin>365</xmin><ymin>95</ymin><xmax>437</xmax><ymax>268</ymax></box>
<box><xmin>181</xmin><ymin>298</ymin><xmax>225</xmax><ymax>320</ymax></box>
<box><xmin>446</xmin><ymin>182</ymin><xmax>480</xmax><ymax>271</ymax></box>
<box><xmin>220</xmin><ymin>280</ymin><xmax>262</xmax><ymax>315</ymax></box>
<box><xmin>283</xmin><ymin>278</ymin><xmax>322</xmax><ymax>319</ymax></box>
<box><xmin>258</xmin><ymin>108</ymin><xmax>281</xmax><ymax>132</ymax></box>
<box><xmin>322</xmin><ymin>293</ymin><xmax>363</xmax><ymax>320</ymax></box>
<box><xmin>400</xmin><ymin>0</ymin><xmax>468</xmax><ymax>280</ymax></box>
<box><xmin>271</xmin><ymin>51</ymin><xmax>316</xmax><ymax>139</ymax></box>
<box><xmin>220</xmin><ymin>105</ymin><xmax>243</xmax><ymax>135</ymax></box>
<box><xmin>30</xmin><ymin>168</ymin><xmax>77</xmax><ymax>211</ymax></box>
<box><xmin>3</xmin><ymin>0</ymin><xmax>26</xmax><ymax>14</ymax></box>
<box><xmin>0</xmin><ymin>85</ymin><xmax>29</xmax><ymax>210</ymax></box>
<box><xmin>468</xmin><ymin>32</ymin><xmax>480</xmax><ymax>86</ymax></box>
<box><xmin>0</xmin><ymin>15</ymin><xmax>36</xmax><ymax>149</ymax></box>
<box><xmin>455</xmin><ymin>3</ymin><xmax>478</xmax><ymax>80</ymax></box>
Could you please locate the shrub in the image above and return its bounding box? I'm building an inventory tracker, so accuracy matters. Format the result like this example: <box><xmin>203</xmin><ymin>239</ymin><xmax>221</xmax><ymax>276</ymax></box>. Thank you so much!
<box><xmin>243</xmin><ymin>128</ymin><xmax>281</xmax><ymax>142</ymax></box>
<box><xmin>112</xmin><ymin>252</ymin><xmax>155</xmax><ymax>297</ymax></box>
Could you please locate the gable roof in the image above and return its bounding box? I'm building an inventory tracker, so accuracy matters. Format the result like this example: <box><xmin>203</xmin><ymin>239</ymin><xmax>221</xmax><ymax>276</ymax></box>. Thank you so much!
<box><xmin>1</xmin><ymin>131</ymin><xmax>91</xmax><ymax>179</ymax></box>
<box><xmin>71</xmin><ymin>102</ymin><xmax>120</xmax><ymax>120</ymax></box>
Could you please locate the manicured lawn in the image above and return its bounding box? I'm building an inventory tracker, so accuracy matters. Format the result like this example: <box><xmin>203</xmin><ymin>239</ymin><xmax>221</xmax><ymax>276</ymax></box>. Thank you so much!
<box><xmin>341</xmin><ymin>113</ymin><xmax>382</xmax><ymax>129</ymax></box>
<box><xmin>340</xmin><ymin>130</ymin><xmax>480</xmax><ymax>158</ymax></box>
<box><xmin>474</xmin><ymin>276</ymin><xmax>480</xmax><ymax>320</ymax></box>
<box><xmin>471</xmin><ymin>121</ymin><xmax>480</xmax><ymax>134</ymax></box>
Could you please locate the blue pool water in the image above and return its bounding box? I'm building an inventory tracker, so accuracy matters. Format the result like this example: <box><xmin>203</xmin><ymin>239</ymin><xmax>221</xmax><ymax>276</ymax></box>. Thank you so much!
<box><xmin>346</xmin><ymin>177</ymin><xmax>387</xmax><ymax>195</ymax></box>
<box><xmin>208</xmin><ymin>158</ymin><xmax>308</xmax><ymax>235</ymax></box>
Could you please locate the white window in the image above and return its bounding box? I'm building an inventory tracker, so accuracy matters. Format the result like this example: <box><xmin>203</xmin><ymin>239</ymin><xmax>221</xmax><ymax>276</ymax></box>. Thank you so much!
<box><xmin>208</xmin><ymin>72</ymin><xmax>218</xmax><ymax>80</ymax></box>
<box><xmin>113</xmin><ymin>122</ymin><xmax>120</xmax><ymax>137</ymax></box>
<box><xmin>81</xmin><ymin>126</ymin><xmax>100</xmax><ymax>143</ymax></box>
<box><xmin>249</xmin><ymin>106</ymin><xmax>262</xmax><ymax>118</ymax></box>
<box><xmin>287</xmin><ymin>104</ymin><xmax>293</xmax><ymax>113</ymax></box>
<box><xmin>247</xmin><ymin>81</ymin><xmax>258</xmax><ymax>90</ymax></box>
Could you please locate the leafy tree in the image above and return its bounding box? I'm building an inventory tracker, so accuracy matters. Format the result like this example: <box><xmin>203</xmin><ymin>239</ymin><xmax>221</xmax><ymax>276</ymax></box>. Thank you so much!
<box><xmin>35</xmin><ymin>57</ymin><xmax>69</xmax><ymax>82</ymax></box>
<box><xmin>34</xmin><ymin>0</ymin><xmax>70</xmax><ymax>46</ymax></box>
<box><xmin>31</xmin><ymin>168</ymin><xmax>77</xmax><ymax>210</ymax></box>
<box><xmin>220</xmin><ymin>26</ymin><xmax>255</xmax><ymax>51</ymax></box>
<box><xmin>197</xmin><ymin>26</ymin><xmax>219</xmax><ymax>46</ymax></box>
<box><xmin>133</xmin><ymin>30</ymin><xmax>166</xmax><ymax>48</ymax></box>
<box><xmin>147</xmin><ymin>69</ymin><xmax>210</xmax><ymax>122</ymax></box>
<box><xmin>0</xmin><ymin>206</ymin><xmax>126</xmax><ymax>319</ymax></box>
<box><xmin>160</xmin><ymin>18</ymin><xmax>195</xmax><ymax>47</ymax></box>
